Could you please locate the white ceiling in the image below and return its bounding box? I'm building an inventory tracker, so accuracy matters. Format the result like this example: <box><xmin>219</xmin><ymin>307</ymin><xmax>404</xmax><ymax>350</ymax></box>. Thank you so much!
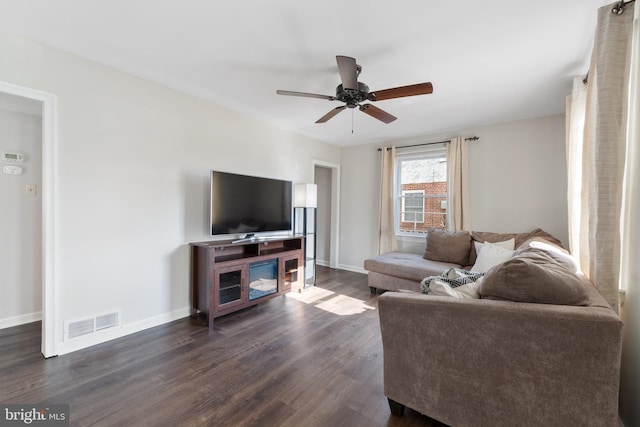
<box><xmin>0</xmin><ymin>0</ymin><xmax>613</xmax><ymax>147</ymax></box>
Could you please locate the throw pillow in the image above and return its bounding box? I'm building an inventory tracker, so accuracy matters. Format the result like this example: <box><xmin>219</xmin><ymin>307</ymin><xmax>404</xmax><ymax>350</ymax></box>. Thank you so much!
<box><xmin>479</xmin><ymin>251</ymin><xmax>591</xmax><ymax>306</ymax></box>
<box><xmin>471</xmin><ymin>242</ymin><xmax>514</xmax><ymax>273</ymax></box>
<box><xmin>423</xmin><ymin>228</ymin><xmax>471</xmax><ymax>265</ymax></box>
<box><xmin>473</xmin><ymin>238</ymin><xmax>515</xmax><ymax>256</ymax></box>
<box><xmin>421</xmin><ymin>267</ymin><xmax>484</xmax><ymax>298</ymax></box>
<box><xmin>468</xmin><ymin>228</ymin><xmax>563</xmax><ymax>265</ymax></box>
<box><xmin>428</xmin><ymin>278</ymin><xmax>483</xmax><ymax>298</ymax></box>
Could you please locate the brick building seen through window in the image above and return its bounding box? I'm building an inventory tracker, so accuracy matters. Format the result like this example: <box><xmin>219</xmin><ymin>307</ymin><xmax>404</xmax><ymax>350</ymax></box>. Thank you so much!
<box><xmin>397</xmin><ymin>155</ymin><xmax>447</xmax><ymax>234</ymax></box>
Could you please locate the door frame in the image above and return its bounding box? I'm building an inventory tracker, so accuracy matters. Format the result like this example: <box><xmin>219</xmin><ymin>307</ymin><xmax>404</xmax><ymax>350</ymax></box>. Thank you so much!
<box><xmin>312</xmin><ymin>160</ymin><xmax>340</xmax><ymax>269</ymax></box>
<box><xmin>0</xmin><ymin>80</ymin><xmax>58</xmax><ymax>358</ymax></box>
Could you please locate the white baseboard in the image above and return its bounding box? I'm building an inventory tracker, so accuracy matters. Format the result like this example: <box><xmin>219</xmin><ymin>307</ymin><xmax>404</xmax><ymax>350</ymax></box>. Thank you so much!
<box><xmin>0</xmin><ymin>311</ymin><xmax>42</xmax><ymax>330</ymax></box>
<box><xmin>57</xmin><ymin>307</ymin><xmax>191</xmax><ymax>355</ymax></box>
<box><xmin>336</xmin><ymin>264</ymin><xmax>368</xmax><ymax>274</ymax></box>
<box><xmin>316</xmin><ymin>260</ymin><xmax>367</xmax><ymax>274</ymax></box>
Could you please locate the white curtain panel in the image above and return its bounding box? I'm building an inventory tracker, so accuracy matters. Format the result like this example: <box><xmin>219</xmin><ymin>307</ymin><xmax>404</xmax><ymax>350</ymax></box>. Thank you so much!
<box><xmin>446</xmin><ymin>137</ymin><xmax>471</xmax><ymax>231</ymax></box>
<box><xmin>566</xmin><ymin>2</ymin><xmax>634</xmax><ymax>310</ymax></box>
<box><xmin>566</xmin><ymin>78</ymin><xmax>590</xmax><ymax>274</ymax></box>
<box><xmin>619</xmin><ymin>2</ymin><xmax>640</xmax><ymax>424</ymax></box>
<box><xmin>621</xmin><ymin>1</ymin><xmax>640</xmax><ymax>296</ymax></box>
<box><xmin>378</xmin><ymin>146</ymin><xmax>397</xmax><ymax>255</ymax></box>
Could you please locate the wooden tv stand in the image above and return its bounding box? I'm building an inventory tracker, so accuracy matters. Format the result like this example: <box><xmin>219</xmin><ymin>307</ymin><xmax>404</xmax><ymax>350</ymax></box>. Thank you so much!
<box><xmin>190</xmin><ymin>236</ymin><xmax>304</xmax><ymax>328</ymax></box>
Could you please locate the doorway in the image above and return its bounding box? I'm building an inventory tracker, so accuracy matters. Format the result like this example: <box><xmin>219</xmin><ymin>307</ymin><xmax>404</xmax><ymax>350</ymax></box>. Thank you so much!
<box><xmin>313</xmin><ymin>160</ymin><xmax>340</xmax><ymax>269</ymax></box>
<box><xmin>0</xmin><ymin>81</ymin><xmax>57</xmax><ymax>358</ymax></box>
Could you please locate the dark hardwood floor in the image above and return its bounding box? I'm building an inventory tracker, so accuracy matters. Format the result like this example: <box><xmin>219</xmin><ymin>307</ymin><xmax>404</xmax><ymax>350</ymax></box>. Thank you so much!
<box><xmin>0</xmin><ymin>266</ymin><xmax>446</xmax><ymax>427</ymax></box>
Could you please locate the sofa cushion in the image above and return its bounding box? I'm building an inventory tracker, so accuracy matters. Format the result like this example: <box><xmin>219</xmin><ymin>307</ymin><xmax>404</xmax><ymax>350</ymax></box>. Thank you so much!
<box><xmin>479</xmin><ymin>251</ymin><xmax>592</xmax><ymax>306</ymax></box>
<box><xmin>515</xmin><ymin>237</ymin><xmax>578</xmax><ymax>271</ymax></box>
<box><xmin>468</xmin><ymin>228</ymin><xmax>562</xmax><ymax>265</ymax></box>
<box><xmin>364</xmin><ymin>251</ymin><xmax>459</xmax><ymax>282</ymax></box>
<box><xmin>423</xmin><ymin>228</ymin><xmax>471</xmax><ymax>265</ymax></box>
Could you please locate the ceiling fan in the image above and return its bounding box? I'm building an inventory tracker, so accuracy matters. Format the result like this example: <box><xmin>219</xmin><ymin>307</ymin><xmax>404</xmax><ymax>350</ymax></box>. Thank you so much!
<box><xmin>276</xmin><ymin>55</ymin><xmax>433</xmax><ymax>124</ymax></box>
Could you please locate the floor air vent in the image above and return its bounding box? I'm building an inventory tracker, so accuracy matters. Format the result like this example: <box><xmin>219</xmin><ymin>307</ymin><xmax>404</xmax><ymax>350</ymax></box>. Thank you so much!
<box><xmin>64</xmin><ymin>311</ymin><xmax>120</xmax><ymax>341</ymax></box>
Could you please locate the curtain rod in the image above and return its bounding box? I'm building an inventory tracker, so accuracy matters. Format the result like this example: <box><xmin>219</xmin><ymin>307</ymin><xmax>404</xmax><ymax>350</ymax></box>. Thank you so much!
<box><xmin>377</xmin><ymin>136</ymin><xmax>479</xmax><ymax>151</ymax></box>
<box><xmin>612</xmin><ymin>0</ymin><xmax>635</xmax><ymax>15</ymax></box>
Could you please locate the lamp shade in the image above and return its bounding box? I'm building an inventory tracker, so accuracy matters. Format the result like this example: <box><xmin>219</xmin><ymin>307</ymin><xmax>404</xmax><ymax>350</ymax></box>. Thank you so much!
<box><xmin>294</xmin><ymin>183</ymin><xmax>317</xmax><ymax>208</ymax></box>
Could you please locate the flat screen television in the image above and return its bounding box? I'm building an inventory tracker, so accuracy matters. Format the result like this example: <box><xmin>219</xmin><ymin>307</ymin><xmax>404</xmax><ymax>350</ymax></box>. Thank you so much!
<box><xmin>210</xmin><ymin>170</ymin><xmax>293</xmax><ymax>237</ymax></box>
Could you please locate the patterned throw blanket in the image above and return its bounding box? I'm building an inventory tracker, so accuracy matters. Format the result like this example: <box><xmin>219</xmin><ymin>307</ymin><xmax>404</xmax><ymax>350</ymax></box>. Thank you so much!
<box><xmin>420</xmin><ymin>268</ymin><xmax>485</xmax><ymax>294</ymax></box>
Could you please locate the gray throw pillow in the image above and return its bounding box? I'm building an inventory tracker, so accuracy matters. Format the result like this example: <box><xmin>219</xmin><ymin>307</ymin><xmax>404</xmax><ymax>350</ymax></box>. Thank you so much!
<box><xmin>424</xmin><ymin>228</ymin><xmax>471</xmax><ymax>266</ymax></box>
<box><xmin>479</xmin><ymin>251</ymin><xmax>591</xmax><ymax>306</ymax></box>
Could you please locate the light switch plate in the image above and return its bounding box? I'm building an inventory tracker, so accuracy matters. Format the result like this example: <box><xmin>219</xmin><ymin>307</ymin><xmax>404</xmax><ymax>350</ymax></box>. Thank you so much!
<box><xmin>25</xmin><ymin>184</ymin><xmax>37</xmax><ymax>196</ymax></box>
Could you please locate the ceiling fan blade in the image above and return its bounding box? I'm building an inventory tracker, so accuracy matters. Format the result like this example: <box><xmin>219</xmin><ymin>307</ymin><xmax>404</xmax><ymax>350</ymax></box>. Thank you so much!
<box><xmin>316</xmin><ymin>106</ymin><xmax>347</xmax><ymax>123</ymax></box>
<box><xmin>336</xmin><ymin>55</ymin><xmax>358</xmax><ymax>90</ymax></box>
<box><xmin>359</xmin><ymin>104</ymin><xmax>397</xmax><ymax>124</ymax></box>
<box><xmin>368</xmin><ymin>82</ymin><xmax>433</xmax><ymax>101</ymax></box>
<box><xmin>276</xmin><ymin>90</ymin><xmax>335</xmax><ymax>101</ymax></box>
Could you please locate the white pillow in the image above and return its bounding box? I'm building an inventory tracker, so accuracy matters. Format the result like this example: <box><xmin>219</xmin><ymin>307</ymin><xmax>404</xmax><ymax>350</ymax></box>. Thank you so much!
<box><xmin>428</xmin><ymin>277</ymin><xmax>483</xmax><ymax>298</ymax></box>
<box><xmin>473</xmin><ymin>238</ymin><xmax>515</xmax><ymax>255</ymax></box>
<box><xmin>471</xmin><ymin>242</ymin><xmax>514</xmax><ymax>273</ymax></box>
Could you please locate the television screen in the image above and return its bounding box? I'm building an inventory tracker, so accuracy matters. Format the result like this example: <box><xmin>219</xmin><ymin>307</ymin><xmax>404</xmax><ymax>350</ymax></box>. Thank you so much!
<box><xmin>210</xmin><ymin>171</ymin><xmax>293</xmax><ymax>236</ymax></box>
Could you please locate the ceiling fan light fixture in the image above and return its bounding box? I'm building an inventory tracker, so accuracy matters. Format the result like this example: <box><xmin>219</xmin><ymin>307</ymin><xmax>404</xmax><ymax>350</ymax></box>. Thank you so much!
<box><xmin>336</xmin><ymin>82</ymin><xmax>369</xmax><ymax>108</ymax></box>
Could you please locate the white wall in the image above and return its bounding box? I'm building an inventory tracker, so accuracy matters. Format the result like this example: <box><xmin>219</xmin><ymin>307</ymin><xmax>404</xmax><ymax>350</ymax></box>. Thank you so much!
<box><xmin>338</xmin><ymin>145</ymin><xmax>381</xmax><ymax>271</ymax></box>
<box><xmin>0</xmin><ymin>31</ymin><xmax>340</xmax><ymax>354</ymax></box>
<box><xmin>467</xmin><ymin>114</ymin><xmax>567</xmax><ymax>243</ymax></box>
<box><xmin>0</xmin><ymin>107</ymin><xmax>42</xmax><ymax>327</ymax></box>
<box><xmin>339</xmin><ymin>114</ymin><xmax>568</xmax><ymax>272</ymax></box>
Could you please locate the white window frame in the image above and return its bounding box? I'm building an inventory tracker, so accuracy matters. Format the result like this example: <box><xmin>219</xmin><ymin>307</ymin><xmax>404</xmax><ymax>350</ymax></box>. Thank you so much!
<box><xmin>394</xmin><ymin>145</ymin><xmax>448</xmax><ymax>238</ymax></box>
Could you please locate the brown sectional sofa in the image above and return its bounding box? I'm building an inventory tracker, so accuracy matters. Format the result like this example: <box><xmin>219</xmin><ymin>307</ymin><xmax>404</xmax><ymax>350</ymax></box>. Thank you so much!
<box><xmin>364</xmin><ymin>228</ymin><xmax>560</xmax><ymax>293</ymax></box>
<box><xmin>368</xmin><ymin>228</ymin><xmax>624</xmax><ymax>426</ymax></box>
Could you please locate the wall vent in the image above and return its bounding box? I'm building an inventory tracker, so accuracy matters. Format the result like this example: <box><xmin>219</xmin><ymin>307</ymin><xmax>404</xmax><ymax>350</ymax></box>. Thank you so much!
<box><xmin>95</xmin><ymin>312</ymin><xmax>119</xmax><ymax>331</ymax></box>
<box><xmin>66</xmin><ymin>318</ymin><xmax>94</xmax><ymax>340</ymax></box>
<box><xmin>64</xmin><ymin>311</ymin><xmax>121</xmax><ymax>341</ymax></box>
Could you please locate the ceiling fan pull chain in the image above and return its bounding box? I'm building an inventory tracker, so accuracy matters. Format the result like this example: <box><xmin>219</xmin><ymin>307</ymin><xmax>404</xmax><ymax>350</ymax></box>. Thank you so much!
<box><xmin>352</xmin><ymin>109</ymin><xmax>355</xmax><ymax>134</ymax></box>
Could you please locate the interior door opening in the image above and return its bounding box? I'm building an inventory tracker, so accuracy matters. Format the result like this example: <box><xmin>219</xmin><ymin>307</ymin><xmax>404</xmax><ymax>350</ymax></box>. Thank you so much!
<box><xmin>313</xmin><ymin>161</ymin><xmax>340</xmax><ymax>269</ymax></box>
<box><xmin>0</xmin><ymin>81</ymin><xmax>57</xmax><ymax>358</ymax></box>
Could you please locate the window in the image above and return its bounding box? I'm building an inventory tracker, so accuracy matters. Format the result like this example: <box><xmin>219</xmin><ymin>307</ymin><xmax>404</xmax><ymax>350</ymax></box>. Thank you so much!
<box><xmin>395</xmin><ymin>148</ymin><xmax>447</xmax><ymax>235</ymax></box>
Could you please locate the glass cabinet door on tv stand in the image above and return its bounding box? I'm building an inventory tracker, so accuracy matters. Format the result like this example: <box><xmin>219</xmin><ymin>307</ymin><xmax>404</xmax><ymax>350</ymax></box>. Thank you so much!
<box><xmin>214</xmin><ymin>264</ymin><xmax>248</xmax><ymax>312</ymax></box>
